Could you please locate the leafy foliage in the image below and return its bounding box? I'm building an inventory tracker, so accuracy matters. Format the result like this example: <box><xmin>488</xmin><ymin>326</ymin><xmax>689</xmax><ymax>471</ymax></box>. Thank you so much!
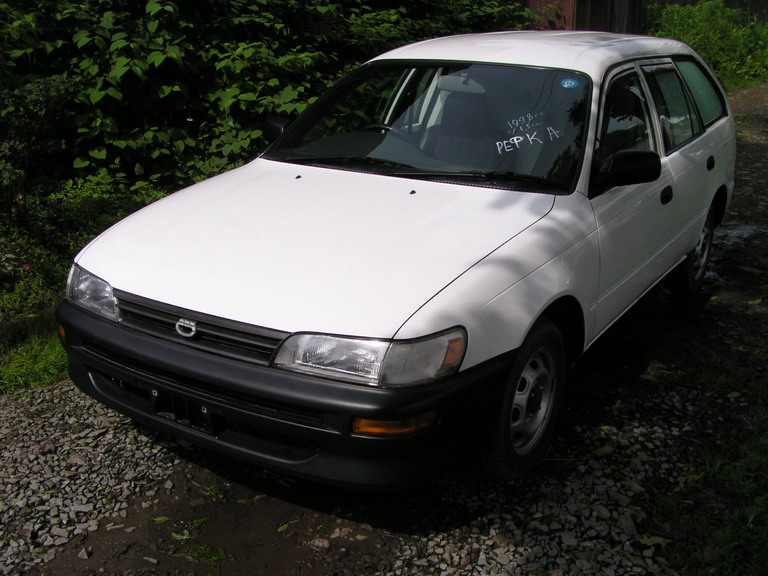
<box><xmin>0</xmin><ymin>74</ymin><xmax>81</xmax><ymax>218</ymax></box>
<box><xmin>2</xmin><ymin>0</ymin><xmax>533</xmax><ymax>207</ymax></box>
<box><xmin>648</xmin><ymin>0</ymin><xmax>768</xmax><ymax>89</ymax></box>
<box><xmin>0</xmin><ymin>0</ymin><xmax>534</xmax><ymax>391</ymax></box>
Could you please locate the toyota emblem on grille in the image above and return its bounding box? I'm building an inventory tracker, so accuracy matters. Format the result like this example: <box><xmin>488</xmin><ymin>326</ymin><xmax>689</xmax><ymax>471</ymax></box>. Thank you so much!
<box><xmin>175</xmin><ymin>318</ymin><xmax>197</xmax><ymax>338</ymax></box>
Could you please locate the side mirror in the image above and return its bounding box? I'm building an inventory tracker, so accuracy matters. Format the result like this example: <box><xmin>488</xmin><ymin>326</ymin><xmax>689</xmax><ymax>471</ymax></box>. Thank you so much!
<box><xmin>263</xmin><ymin>116</ymin><xmax>290</xmax><ymax>143</ymax></box>
<box><xmin>593</xmin><ymin>150</ymin><xmax>662</xmax><ymax>192</ymax></box>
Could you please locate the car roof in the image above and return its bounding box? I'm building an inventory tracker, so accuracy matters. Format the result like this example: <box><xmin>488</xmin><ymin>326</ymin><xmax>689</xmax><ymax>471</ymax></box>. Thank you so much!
<box><xmin>371</xmin><ymin>31</ymin><xmax>697</xmax><ymax>79</ymax></box>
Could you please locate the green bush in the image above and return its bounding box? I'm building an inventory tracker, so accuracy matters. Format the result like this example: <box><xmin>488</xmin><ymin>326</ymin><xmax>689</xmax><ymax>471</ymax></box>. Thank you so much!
<box><xmin>649</xmin><ymin>0</ymin><xmax>768</xmax><ymax>89</ymax></box>
<box><xmin>0</xmin><ymin>225</ymin><xmax>66</xmax><ymax>347</ymax></box>
<box><xmin>1</xmin><ymin>0</ymin><xmax>534</xmax><ymax>241</ymax></box>
<box><xmin>0</xmin><ymin>0</ymin><xmax>535</xmax><ymax>393</ymax></box>
<box><xmin>0</xmin><ymin>223</ymin><xmax>66</xmax><ymax>395</ymax></box>
<box><xmin>3</xmin><ymin>0</ymin><xmax>533</xmax><ymax>201</ymax></box>
<box><xmin>0</xmin><ymin>74</ymin><xmax>82</xmax><ymax>220</ymax></box>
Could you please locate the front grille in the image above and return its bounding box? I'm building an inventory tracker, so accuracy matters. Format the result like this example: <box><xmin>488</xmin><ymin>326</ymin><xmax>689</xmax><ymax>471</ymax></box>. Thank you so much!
<box><xmin>84</xmin><ymin>341</ymin><xmax>326</xmax><ymax>429</ymax></box>
<box><xmin>92</xmin><ymin>371</ymin><xmax>320</xmax><ymax>461</ymax></box>
<box><xmin>114</xmin><ymin>290</ymin><xmax>290</xmax><ymax>365</ymax></box>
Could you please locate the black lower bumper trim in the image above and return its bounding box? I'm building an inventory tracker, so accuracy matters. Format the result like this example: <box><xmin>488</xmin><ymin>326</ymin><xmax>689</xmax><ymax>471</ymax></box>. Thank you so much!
<box><xmin>57</xmin><ymin>301</ymin><xmax>508</xmax><ymax>487</ymax></box>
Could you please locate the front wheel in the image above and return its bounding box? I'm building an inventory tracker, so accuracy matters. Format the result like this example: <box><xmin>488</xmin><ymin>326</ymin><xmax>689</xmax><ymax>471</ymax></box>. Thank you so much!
<box><xmin>487</xmin><ymin>319</ymin><xmax>565</xmax><ymax>480</ymax></box>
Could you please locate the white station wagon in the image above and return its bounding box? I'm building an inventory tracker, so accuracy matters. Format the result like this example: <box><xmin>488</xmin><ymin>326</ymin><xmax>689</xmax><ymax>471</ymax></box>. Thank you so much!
<box><xmin>58</xmin><ymin>31</ymin><xmax>736</xmax><ymax>487</ymax></box>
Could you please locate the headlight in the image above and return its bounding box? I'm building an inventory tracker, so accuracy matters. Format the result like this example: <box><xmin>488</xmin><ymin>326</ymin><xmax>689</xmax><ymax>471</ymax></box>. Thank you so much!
<box><xmin>272</xmin><ymin>328</ymin><xmax>466</xmax><ymax>387</ymax></box>
<box><xmin>66</xmin><ymin>264</ymin><xmax>119</xmax><ymax>321</ymax></box>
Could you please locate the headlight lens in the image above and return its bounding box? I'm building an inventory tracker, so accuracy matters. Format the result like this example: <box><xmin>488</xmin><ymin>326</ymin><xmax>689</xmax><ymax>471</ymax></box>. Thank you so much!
<box><xmin>273</xmin><ymin>328</ymin><xmax>466</xmax><ymax>387</ymax></box>
<box><xmin>67</xmin><ymin>264</ymin><xmax>119</xmax><ymax>321</ymax></box>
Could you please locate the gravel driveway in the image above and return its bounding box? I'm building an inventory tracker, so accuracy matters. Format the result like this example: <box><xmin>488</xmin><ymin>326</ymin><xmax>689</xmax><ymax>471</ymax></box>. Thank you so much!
<box><xmin>2</xmin><ymin>85</ymin><xmax>767</xmax><ymax>576</ymax></box>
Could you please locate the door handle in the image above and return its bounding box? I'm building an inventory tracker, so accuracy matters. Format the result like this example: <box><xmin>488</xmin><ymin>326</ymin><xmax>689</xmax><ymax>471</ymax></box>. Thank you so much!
<box><xmin>660</xmin><ymin>186</ymin><xmax>674</xmax><ymax>205</ymax></box>
<box><xmin>707</xmin><ymin>156</ymin><xmax>715</xmax><ymax>171</ymax></box>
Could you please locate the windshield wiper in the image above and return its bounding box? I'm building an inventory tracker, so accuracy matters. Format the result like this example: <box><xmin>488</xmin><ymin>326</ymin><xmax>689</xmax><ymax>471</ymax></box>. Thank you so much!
<box><xmin>396</xmin><ymin>170</ymin><xmax>567</xmax><ymax>190</ymax></box>
<box><xmin>281</xmin><ymin>157</ymin><xmax>567</xmax><ymax>190</ymax></box>
<box><xmin>288</xmin><ymin>155</ymin><xmax>419</xmax><ymax>171</ymax></box>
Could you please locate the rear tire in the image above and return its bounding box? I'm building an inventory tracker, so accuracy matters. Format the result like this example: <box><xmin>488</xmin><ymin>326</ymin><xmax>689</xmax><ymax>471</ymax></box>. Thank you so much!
<box><xmin>487</xmin><ymin>318</ymin><xmax>565</xmax><ymax>480</ymax></box>
<box><xmin>673</xmin><ymin>208</ymin><xmax>714</xmax><ymax>295</ymax></box>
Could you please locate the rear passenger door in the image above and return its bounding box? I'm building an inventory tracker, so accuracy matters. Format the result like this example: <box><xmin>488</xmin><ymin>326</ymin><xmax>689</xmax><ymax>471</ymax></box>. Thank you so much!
<box><xmin>641</xmin><ymin>58</ymin><xmax>732</xmax><ymax>259</ymax></box>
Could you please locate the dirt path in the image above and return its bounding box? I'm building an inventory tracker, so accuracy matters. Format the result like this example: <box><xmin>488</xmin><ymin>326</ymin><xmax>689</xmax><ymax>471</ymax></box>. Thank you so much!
<box><xmin>28</xmin><ymin>84</ymin><xmax>768</xmax><ymax>576</ymax></box>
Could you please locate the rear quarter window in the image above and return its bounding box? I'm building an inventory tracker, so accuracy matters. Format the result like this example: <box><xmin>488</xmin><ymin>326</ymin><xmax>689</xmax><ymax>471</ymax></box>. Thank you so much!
<box><xmin>676</xmin><ymin>59</ymin><xmax>727</xmax><ymax>126</ymax></box>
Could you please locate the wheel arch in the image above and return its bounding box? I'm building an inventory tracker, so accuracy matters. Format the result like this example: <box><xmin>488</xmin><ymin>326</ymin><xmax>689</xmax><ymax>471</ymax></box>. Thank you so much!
<box><xmin>711</xmin><ymin>185</ymin><xmax>729</xmax><ymax>228</ymax></box>
<box><xmin>539</xmin><ymin>295</ymin><xmax>585</xmax><ymax>368</ymax></box>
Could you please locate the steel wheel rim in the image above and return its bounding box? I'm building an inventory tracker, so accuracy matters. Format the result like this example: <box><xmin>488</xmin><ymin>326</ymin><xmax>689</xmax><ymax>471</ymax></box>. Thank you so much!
<box><xmin>691</xmin><ymin>217</ymin><xmax>712</xmax><ymax>284</ymax></box>
<box><xmin>508</xmin><ymin>346</ymin><xmax>558</xmax><ymax>456</ymax></box>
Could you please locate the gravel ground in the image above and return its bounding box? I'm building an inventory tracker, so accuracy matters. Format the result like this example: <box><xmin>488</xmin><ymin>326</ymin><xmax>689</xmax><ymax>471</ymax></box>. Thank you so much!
<box><xmin>0</xmin><ymin>387</ymin><xmax>180</xmax><ymax>574</ymax></box>
<box><xmin>1</xmin><ymin>85</ymin><xmax>766</xmax><ymax>576</ymax></box>
<box><xmin>0</xmin><ymin>325</ymin><xmax>756</xmax><ymax>576</ymax></box>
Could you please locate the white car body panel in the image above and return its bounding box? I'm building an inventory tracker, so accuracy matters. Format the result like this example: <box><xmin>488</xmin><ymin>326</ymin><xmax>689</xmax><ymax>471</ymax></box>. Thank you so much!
<box><xmin>76</xmin><ymin>159</ymin><xmax>554</xmax><ymax>338</ymax></box>
<box><xmin>666</xmin><ymin>114</ymin><xmax>737</xmax><ymax>250</ymax></box>
<box><xmin>589</xmin><ymin>164</ymin><xmax>678</xmax><ymax>335</ymax></box>
<box><xmin>397</xmin><ymin>192</ymin><xmax>600</xmax><ymax>368</ymax></box>
<box><xmin>373</xmin><ymin>31</ymin><xmax>692</xmax><ymax>80</ymax></box>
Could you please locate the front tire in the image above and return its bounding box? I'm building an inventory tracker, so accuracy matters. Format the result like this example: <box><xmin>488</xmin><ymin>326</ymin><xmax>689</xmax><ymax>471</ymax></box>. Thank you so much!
<box><xmin>487</xmin><ymin>319</ymin><xmax>565</xmax><ymax>480</ymax></box>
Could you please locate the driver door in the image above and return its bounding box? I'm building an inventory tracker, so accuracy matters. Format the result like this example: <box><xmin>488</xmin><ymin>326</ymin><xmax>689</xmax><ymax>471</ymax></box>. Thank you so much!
<box><xmin>590</xmin><ymin>66</ymin><xmax>676</xmax><ymax>335</ymax></box>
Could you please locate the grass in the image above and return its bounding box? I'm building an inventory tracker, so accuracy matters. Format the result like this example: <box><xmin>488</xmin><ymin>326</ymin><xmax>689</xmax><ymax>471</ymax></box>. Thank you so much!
<box><xmin>0</xmin><ymin>313</ymin><xmax>67</xmax><ymax>395</ymax></box>
<box><xmin>185</xmin><ymin>545</ymin><xmax>232</xmax><ymax>568</ymax></box>
<box><xmin>645</xmin><ymin>292</ymin><xmax>768</xmax><ymax>575</ymax></box>
<box><xmin>660</xmin><ymin>410</ymin><xmax>768</xmax><ymax>575</ymax></box>
<box><xmin>155</xmin><ymin>516</ymin><xmax>233</xmax><ymax>569</ymax></box>
<box><xmin>199</xmin><ymin>481</ymin><xmax>231</xmax><ymax>503</ymax></box>
<box><xmin>172</xmin><ymin>517</ymin><xmax>214</xmax><ymax>542</ymax></box>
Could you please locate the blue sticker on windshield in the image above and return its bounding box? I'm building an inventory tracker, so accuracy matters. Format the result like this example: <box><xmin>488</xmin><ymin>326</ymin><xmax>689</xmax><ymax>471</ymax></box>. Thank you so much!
<box><xmin>560</xmin><ymin>78</ymin><xmax>579</xmax><ymax>89</ymax></box>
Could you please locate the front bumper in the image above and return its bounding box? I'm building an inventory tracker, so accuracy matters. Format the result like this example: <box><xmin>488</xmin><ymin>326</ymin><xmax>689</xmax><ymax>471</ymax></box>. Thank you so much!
<box><xmin>56</xmin><ymin>301</ymin><xmax>506</xmax><ymax>487</ymax></box>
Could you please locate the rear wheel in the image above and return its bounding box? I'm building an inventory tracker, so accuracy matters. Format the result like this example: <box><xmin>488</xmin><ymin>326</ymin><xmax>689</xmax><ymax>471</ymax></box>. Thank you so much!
<box><xmin>487</xmin><ymin>319</ymin><xmax>565</xmax><ymax>479</ymax></box>
<box><xmin>673</xmin><ymin>208</ymin><xmax>715</xmax><ymax>294</ymax></box>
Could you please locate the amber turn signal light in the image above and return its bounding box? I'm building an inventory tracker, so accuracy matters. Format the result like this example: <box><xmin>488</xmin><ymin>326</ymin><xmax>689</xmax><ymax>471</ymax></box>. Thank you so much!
<box><xmin>352</xmin><ymin>411</ymin><xmax>438</xmax><ymax>436</ymax></box>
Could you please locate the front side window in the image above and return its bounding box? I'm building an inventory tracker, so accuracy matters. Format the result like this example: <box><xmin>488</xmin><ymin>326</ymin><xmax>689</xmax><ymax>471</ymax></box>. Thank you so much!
<box><xmin>265</xmin><ymin>62</ymin><xmax>590</xmax><ymax>192</ymax></box>
<box><xmin>596</xmin><ymin>71</ymin><xmax>655</xmax><ymax>171</ymax></box>
<box><xmin>643</xmin><ymin>64</ymin><xmax>702</xmax><ymax>151</ymax></box>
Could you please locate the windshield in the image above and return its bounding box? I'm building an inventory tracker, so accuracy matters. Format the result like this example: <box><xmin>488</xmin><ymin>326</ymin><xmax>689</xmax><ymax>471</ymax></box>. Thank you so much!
<box><xmin>264</xmin><ymin>62</ymin><xmax>590</xmax><ymax>192</ymax></box>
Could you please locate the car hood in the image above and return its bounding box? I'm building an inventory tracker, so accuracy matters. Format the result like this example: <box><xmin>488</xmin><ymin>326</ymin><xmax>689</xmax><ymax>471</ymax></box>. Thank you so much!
<box><xmin>77</xmin><ymin>159</ymin><xmax>554</xmax><ymax>337</ymax></box>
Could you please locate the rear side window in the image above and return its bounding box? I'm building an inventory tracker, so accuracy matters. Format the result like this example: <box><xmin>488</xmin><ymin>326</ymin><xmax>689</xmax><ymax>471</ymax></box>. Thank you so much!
<box><xmin>676</xmin><ymin>59</ymin><xmax>727</xmax><ymax>126</ymax></box>
<box><xmin>643</xmin><ymin>64</ymin><xmax>702</xmax><ymax>152</ymax></box>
